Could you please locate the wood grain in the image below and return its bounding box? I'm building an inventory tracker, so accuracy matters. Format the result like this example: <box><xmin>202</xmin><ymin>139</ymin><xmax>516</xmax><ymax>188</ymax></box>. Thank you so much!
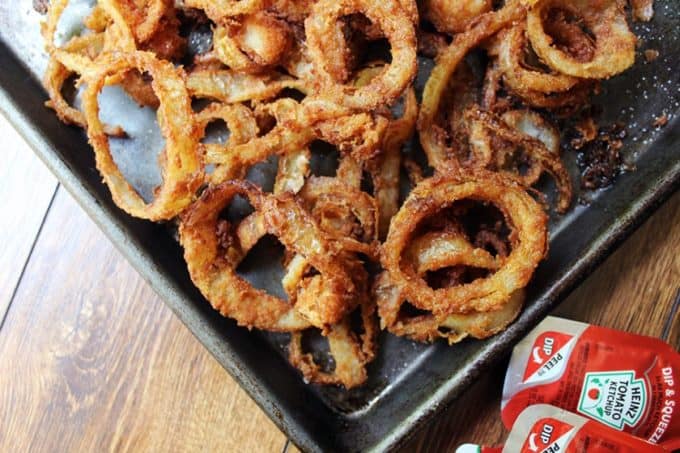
<box><xmin>405</xmin><ymin>191</ymin><xmax>680</xmax><ymax>452</ymax></box>
<box><xmin>0</xmin><ymin>188</ymin><xmax>287</xmax><ymax>453</ymax></box>
<box><xmin>0</xmin><ymin>113</ymin><xmax>57</xmax><ymax>321</ymax></box>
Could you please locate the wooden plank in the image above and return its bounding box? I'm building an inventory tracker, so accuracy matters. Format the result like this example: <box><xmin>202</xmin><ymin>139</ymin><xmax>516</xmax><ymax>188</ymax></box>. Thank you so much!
<box><xmin>405</xmin><ymin>191</ymin><xmax>680</xmax><ymax>452</ymax></box>
<box><xmin>0</xmin><ymin>188</ymin><xmax>287</xmax><ymax>453</ymax></box>
<box><xmin>0</xmin><ymin>113</ymin><xmax>57</xmax><ymax>321</ymax></box>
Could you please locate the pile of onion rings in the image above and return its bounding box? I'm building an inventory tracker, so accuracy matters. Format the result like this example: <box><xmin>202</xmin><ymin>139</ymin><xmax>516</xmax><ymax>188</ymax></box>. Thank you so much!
<box><xmin>39</xmin><ymin>0</ymin><xmax>652</xmax><ymax>388</ymax></box>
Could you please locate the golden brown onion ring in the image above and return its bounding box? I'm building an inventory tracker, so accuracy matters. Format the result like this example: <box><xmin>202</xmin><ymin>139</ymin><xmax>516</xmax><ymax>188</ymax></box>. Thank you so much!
<box><xmin>421</xmin><ymin>0</ymin><xmax>492</xmax><ymax>35</ymax></box>
<box><xmin>107</xmin><ymin>0</ymin><xmax>172</xmax><ymax>44</ymax></box>
<box><xmin>370</xmin><ymin>87</ymin><xmax>418</xmax><ymax>239</ymax></box>
<box><xmin>496</xmin><ymin>23</ymin><xmax>580</xmax><ymax>94</ymax></box>
<box><xmin>81</xmin><ymin>51</ymin><xmax>203</xmax><ymax>221</ymax></box>
<box><xmin>186</xmin><ymin>69</ymin><xmax>307</xmax><ymax>104</ymax></box>
<box><xmin>501</xmin><ymin>109</ymin><xmax>560</xmax><ymax>155</ymax></box>
<box><xmin>466</xmin><ymin>108</ymin><xmax>572</xmax><ymax>212</ymax></box>
<box><xmin>288</xmin><ymin>299</ymin><xmax>377</xmax><ymax>388</ymax></box>
<box><xmin>184</xmin><ymin>0</ymin><xmax>266</xmax><ymax>23</ymax></box>
<box><xmin>43</xmin><ymin>33</ymin><xmax>125</xmax><ymax>136</ymax></box>
<box><xmin>526</xmin><ymin>0</ymin><xmax>636</xmax><ymax>79</ymax></box>
<box><xmin>305</xmin><ymin>0</ymin><xmax>417</xmax><ymax>111</ymax></box>
<box><xmin>375</xmin><ymin>271</ymin><xmax>525</xmax><ymax>343</ymax></box>
<box><xmin>381</xmin><ymin>170</ymin><xmax>547</xmax><ymax>315</ymax></box>
<box><xmin>179</xmin><ymin>181</ymin><xmax>311</xmax><ymax>331</ymax></box>
<box><xmin>418</xmin><ymin>1</ymin><xmax>526</xmax><ymax>172</ymax></box>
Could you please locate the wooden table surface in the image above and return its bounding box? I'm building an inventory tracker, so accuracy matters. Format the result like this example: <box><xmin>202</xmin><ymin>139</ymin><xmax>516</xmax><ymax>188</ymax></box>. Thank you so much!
<box><xmin>0</xmin><ymin>112</ymin><xmax>678</xmax><ymax>453</ymax></box>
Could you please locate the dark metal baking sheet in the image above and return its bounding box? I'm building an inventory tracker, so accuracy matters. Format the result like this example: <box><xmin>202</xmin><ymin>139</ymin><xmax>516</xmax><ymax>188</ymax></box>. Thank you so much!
<box><xmin>1</xmin><ymin>2</ymin><xmax>678</xmax><ymax>451</ymax></box>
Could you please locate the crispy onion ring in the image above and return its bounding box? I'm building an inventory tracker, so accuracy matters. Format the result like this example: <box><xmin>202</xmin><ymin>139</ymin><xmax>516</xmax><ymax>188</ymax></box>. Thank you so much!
<box><xmin>213</xmin><ymin>13</ymin><xmax>293</xmax><ymax>73</ymax></box>
<box><xmin>81</xmin><ymin>51</ymin><xmax>203</xmax><ymax>220</ymax></box>
<box><xmin>501</xmin><ymin>109</ymin><xmax>560</xmax><ymax>155</ymax></box>
<box><xmin>272</xmin><ymin>144</ymin><xmax>377</xmax><ymax>387</ymax></box>
<box><xmin>299</xmin><ymin>176</ymin><xmax>379</xmax><ymax>259</ymax></box>
<box><xmin>381</xmin><ymin>170</ymin><xmax>547</xmax><ymax>314</ymax></box>
<box><xmin>418</xmin><ymin>1</ymin><xmax>527</xmax><ymax>172</ymax></box>
<box><xmin>108</xmin><ymin>0</ymin><xmax>172</xmax><ymax>44</ymax></box>
<box><xmin>184</xmin><ymin>0</ymin><xmax>266</xmax><ymax>23</ymax></box>
<box><xmin>41</xmin><ymin>0</ymin><xmax>70</xmax><ymax>50</ymax></box>
<box><xmin>370</xmin><ymin>87</ymin><xmax>418</xmax><ymax>239</ymax></box>
<box><xmin>196</xmin><ymin>102</ymin><xmax>260</xmax><ymax>170</ymax></box>
<box><xmin>496</xmin><ymin>23</ymin><xmax>580</xmax><ymax>94</ymax></box>
<box><xmin>179</xmin><ymin>181</ymin><xmax>310</xmax><ymax>331</ymax></box>
<box><xmin>526</xmin><ymin>0</ymin><xmax>636</xmax><ymax>79</ymax></box>
<box><xmin>376</xmin><ymin>271</ymin><xmax>524</xmax><ymax>344</ymax></box>
<box><xmin>305</xmin><ymin>0</ymin><xmax>417</xmax><ymax>111</ymax></box>
<box><xmin>206</xmin><ymin>98</ymin><xmax>387</xmax><ymax>183</ymax></box>
<box><xmin>421</xmin><ymin>0</ymin><xmax>492</xmax><ymax>35</ymax></box>
<box><xmin>187</xmin><ymin>69</ymin><xmax>307</xmax><ymax>104</ymax></box>
<box><xmin>43</xmin><ymin>33</ymin><xmax>125</xmax><ymax>136</ymax></box>
<box><xmin>181</xmin><ymin>180</ymin><xmax>362</xmax><ymax>329</ymax></box>
<box><xmin>466</xmin><ymin>108</ymin><xmax>572</xmax><ymax>212</ymax></box>
<box><xmin>288</xmin><ymin>298</ymin><xmax>377</xmax><ymax>388</ymax></box>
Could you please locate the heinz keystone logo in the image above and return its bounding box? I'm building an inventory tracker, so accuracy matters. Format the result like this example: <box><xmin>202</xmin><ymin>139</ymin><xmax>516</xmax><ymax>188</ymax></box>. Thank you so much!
<box><xmin>577</xmin><ymin>371</ymin><xmax>647</xmax><ymax>430</ymax></box>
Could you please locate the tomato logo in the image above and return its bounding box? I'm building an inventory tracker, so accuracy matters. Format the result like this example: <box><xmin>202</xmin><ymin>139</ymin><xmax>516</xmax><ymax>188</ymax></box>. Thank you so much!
<box><xmin>588</xmin><ymin>388</ymin><xmax>600</xmax><ymax>400</ymax></box>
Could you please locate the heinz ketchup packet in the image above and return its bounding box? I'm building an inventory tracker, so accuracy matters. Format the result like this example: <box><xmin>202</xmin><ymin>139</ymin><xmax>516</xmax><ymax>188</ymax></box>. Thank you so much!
<box><xmin>504</xmin><ymin>405</ymin><xmax>667</xmax><ymax>452</ymax></box>
<box><xmin>502</xmin><ymin>316</ymin><xmax>680</xmax><ymax>450</ymax></box>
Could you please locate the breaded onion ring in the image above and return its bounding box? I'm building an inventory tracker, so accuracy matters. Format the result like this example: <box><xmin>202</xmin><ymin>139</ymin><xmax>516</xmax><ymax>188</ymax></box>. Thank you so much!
<box><xmin>107</xmin><ymin>0</ymin><xmax>172</xmax><ymax>44</ymax></box>
<box><xmin>81</xmin><ymin>51</ymin><xmax>203</xmax><ymax>220</ymax></box>
<box><xmin>375</xmin><ymin>272</ymin><xmax>525</xmax><ymax>344</ymax></box>
<box><xmin>213</xmin><ymin>13</ymin><xmax>293</xmax><ymax>73</ymax></box>
<box><xmin>186</xmin><ymin>69</ymin><xmax>307</xmax><ymax>103</ymax></box>
<box><xmin>381</xmin><ymin>170</ymin><xmax>547</xmax><ymax>314</ymax></box>
<box><xmin>184</xmin><ymin>0</ymin><xmax>266</xmax><ymax>23</ymax></box>
<box><xmin>421</xmin><ymin>0</ymin><xmax>492</xmax><ymax>35</ymax></box>
<box><xmin>496</xmin><ymin>23</ymin><xmax>580</xmax><ymax>94</ymax></box>
<box><xmin>526</xmin><ymin>0</ymin><xmax>636</xmax><ymax>79</ymax></box>
<box><xmin>418</xmin><ymin>1</ymin><xmax>526</xmax><ymax>172</ymax></box>
<box><xmin>466</xmin><ymin>108</ymin><xmax>572</xmax><ymax>212</ymax></box>
<box><xmin>43</xmin><ymin>33</ymin><xmax>125</xmax><ymax>136</ymax></box>
<box><xmin>179</xmin><ymin>181</ymin><xmax>311</xmax><ymax>331</ymax></box>
<box><xmin>371</xmin><ymin>87</ymin><xmax>418</xmax><ymax>239</ymax></box>
<box><xmin>288</xmin><ymin>299</ymin><xmax>377</xmax><ymax>388</ymax></box>
<box><xmin>305</xmin><ymin>0</ymin><xmax>417</xmax><ymax>111</ymax></box>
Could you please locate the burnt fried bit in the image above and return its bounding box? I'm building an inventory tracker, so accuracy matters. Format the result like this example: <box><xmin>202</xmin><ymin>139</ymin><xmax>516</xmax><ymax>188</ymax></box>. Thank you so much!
<box><xmin>653</xmin><ymin>114</ymin><xmax>668</xmax><ymax>128</ymax></box>
<box><xmin>577</xmin><ymin>123</ymin><xmax>627</xmax><ymax>190</ymax></box>
<box><xmin>644</xmin><ymin>49</ymin><xmax>659</xmax><ymax>63</ymax></box>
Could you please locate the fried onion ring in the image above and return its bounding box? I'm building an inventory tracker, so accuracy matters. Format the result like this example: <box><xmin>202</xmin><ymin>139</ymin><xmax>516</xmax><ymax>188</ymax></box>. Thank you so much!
<box><xmin>305</xmin><ymin>0</ymin><xmax>417</xmax><ymax>110</ymax></box>
<box><xmin>496</xmin><ymin>23</ymin><xmax>580</xmax><ymax>94</ymax></box>
<box><xmin>81</xmin><ymin>51</ymin><xmax>203</xmax><ymax>220</ymax></box>
<box><xmin>381</xmin><ymin>170</ymin><xmax>547</xmax><ymax>315</ymax></box>
<box><xmin>418</xmin><ymin>1</ymin><xmax>526</xmax><ymax>172</ymax></box>
<box><xmin>526</xmin><ymin>0</ymin><xmax>636</xmax><ymax>79</ymax></box>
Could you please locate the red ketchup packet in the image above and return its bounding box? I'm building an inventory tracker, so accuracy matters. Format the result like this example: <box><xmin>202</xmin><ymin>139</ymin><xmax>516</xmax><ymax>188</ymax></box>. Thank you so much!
<box><xmin>503</xmin><ymin>404</ymin><xmax>668</xmax><ymax>452</ymax></box>
<box><xmin>502</xmin><ymin>316</ymin><xmax>680</xmax><ymax>450</ymax></box>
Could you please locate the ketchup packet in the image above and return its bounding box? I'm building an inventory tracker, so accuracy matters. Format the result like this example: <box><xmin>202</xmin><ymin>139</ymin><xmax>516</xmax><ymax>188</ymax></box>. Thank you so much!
<box><xmin>503</xmin><ymin>404</ymin><xmax>667</xmax><ymax>452</ymax></box>
<box><xmin>502</xmin><ymin>316</ymin><xmax>680</xmax><ymax>450</ymax></box>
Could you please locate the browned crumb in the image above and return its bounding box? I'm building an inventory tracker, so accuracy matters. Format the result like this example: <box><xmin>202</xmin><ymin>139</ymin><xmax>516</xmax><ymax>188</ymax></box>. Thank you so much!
<box><xmin>577</xmin><ymin>123</ymin><xmax>627</xmax><ymax>190</ymax></box>
<box><xmin>571</xmin><ymin>117</ymin><xmax>598</xmax><ymax>149</ymax></box>
<box><xmin>631</xmin><ymin>0</ymin><xmax>654</xmax><ymax>22</ymax></box>
<box><xmin>652</xmin><ymin>114</ymin><xmax>668</xmax><ymax>128</ymax></box>
<box><xmin>644</xmin><ymin>49</ymin><xmax>659</xmax><ymax>63</ymax></box>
